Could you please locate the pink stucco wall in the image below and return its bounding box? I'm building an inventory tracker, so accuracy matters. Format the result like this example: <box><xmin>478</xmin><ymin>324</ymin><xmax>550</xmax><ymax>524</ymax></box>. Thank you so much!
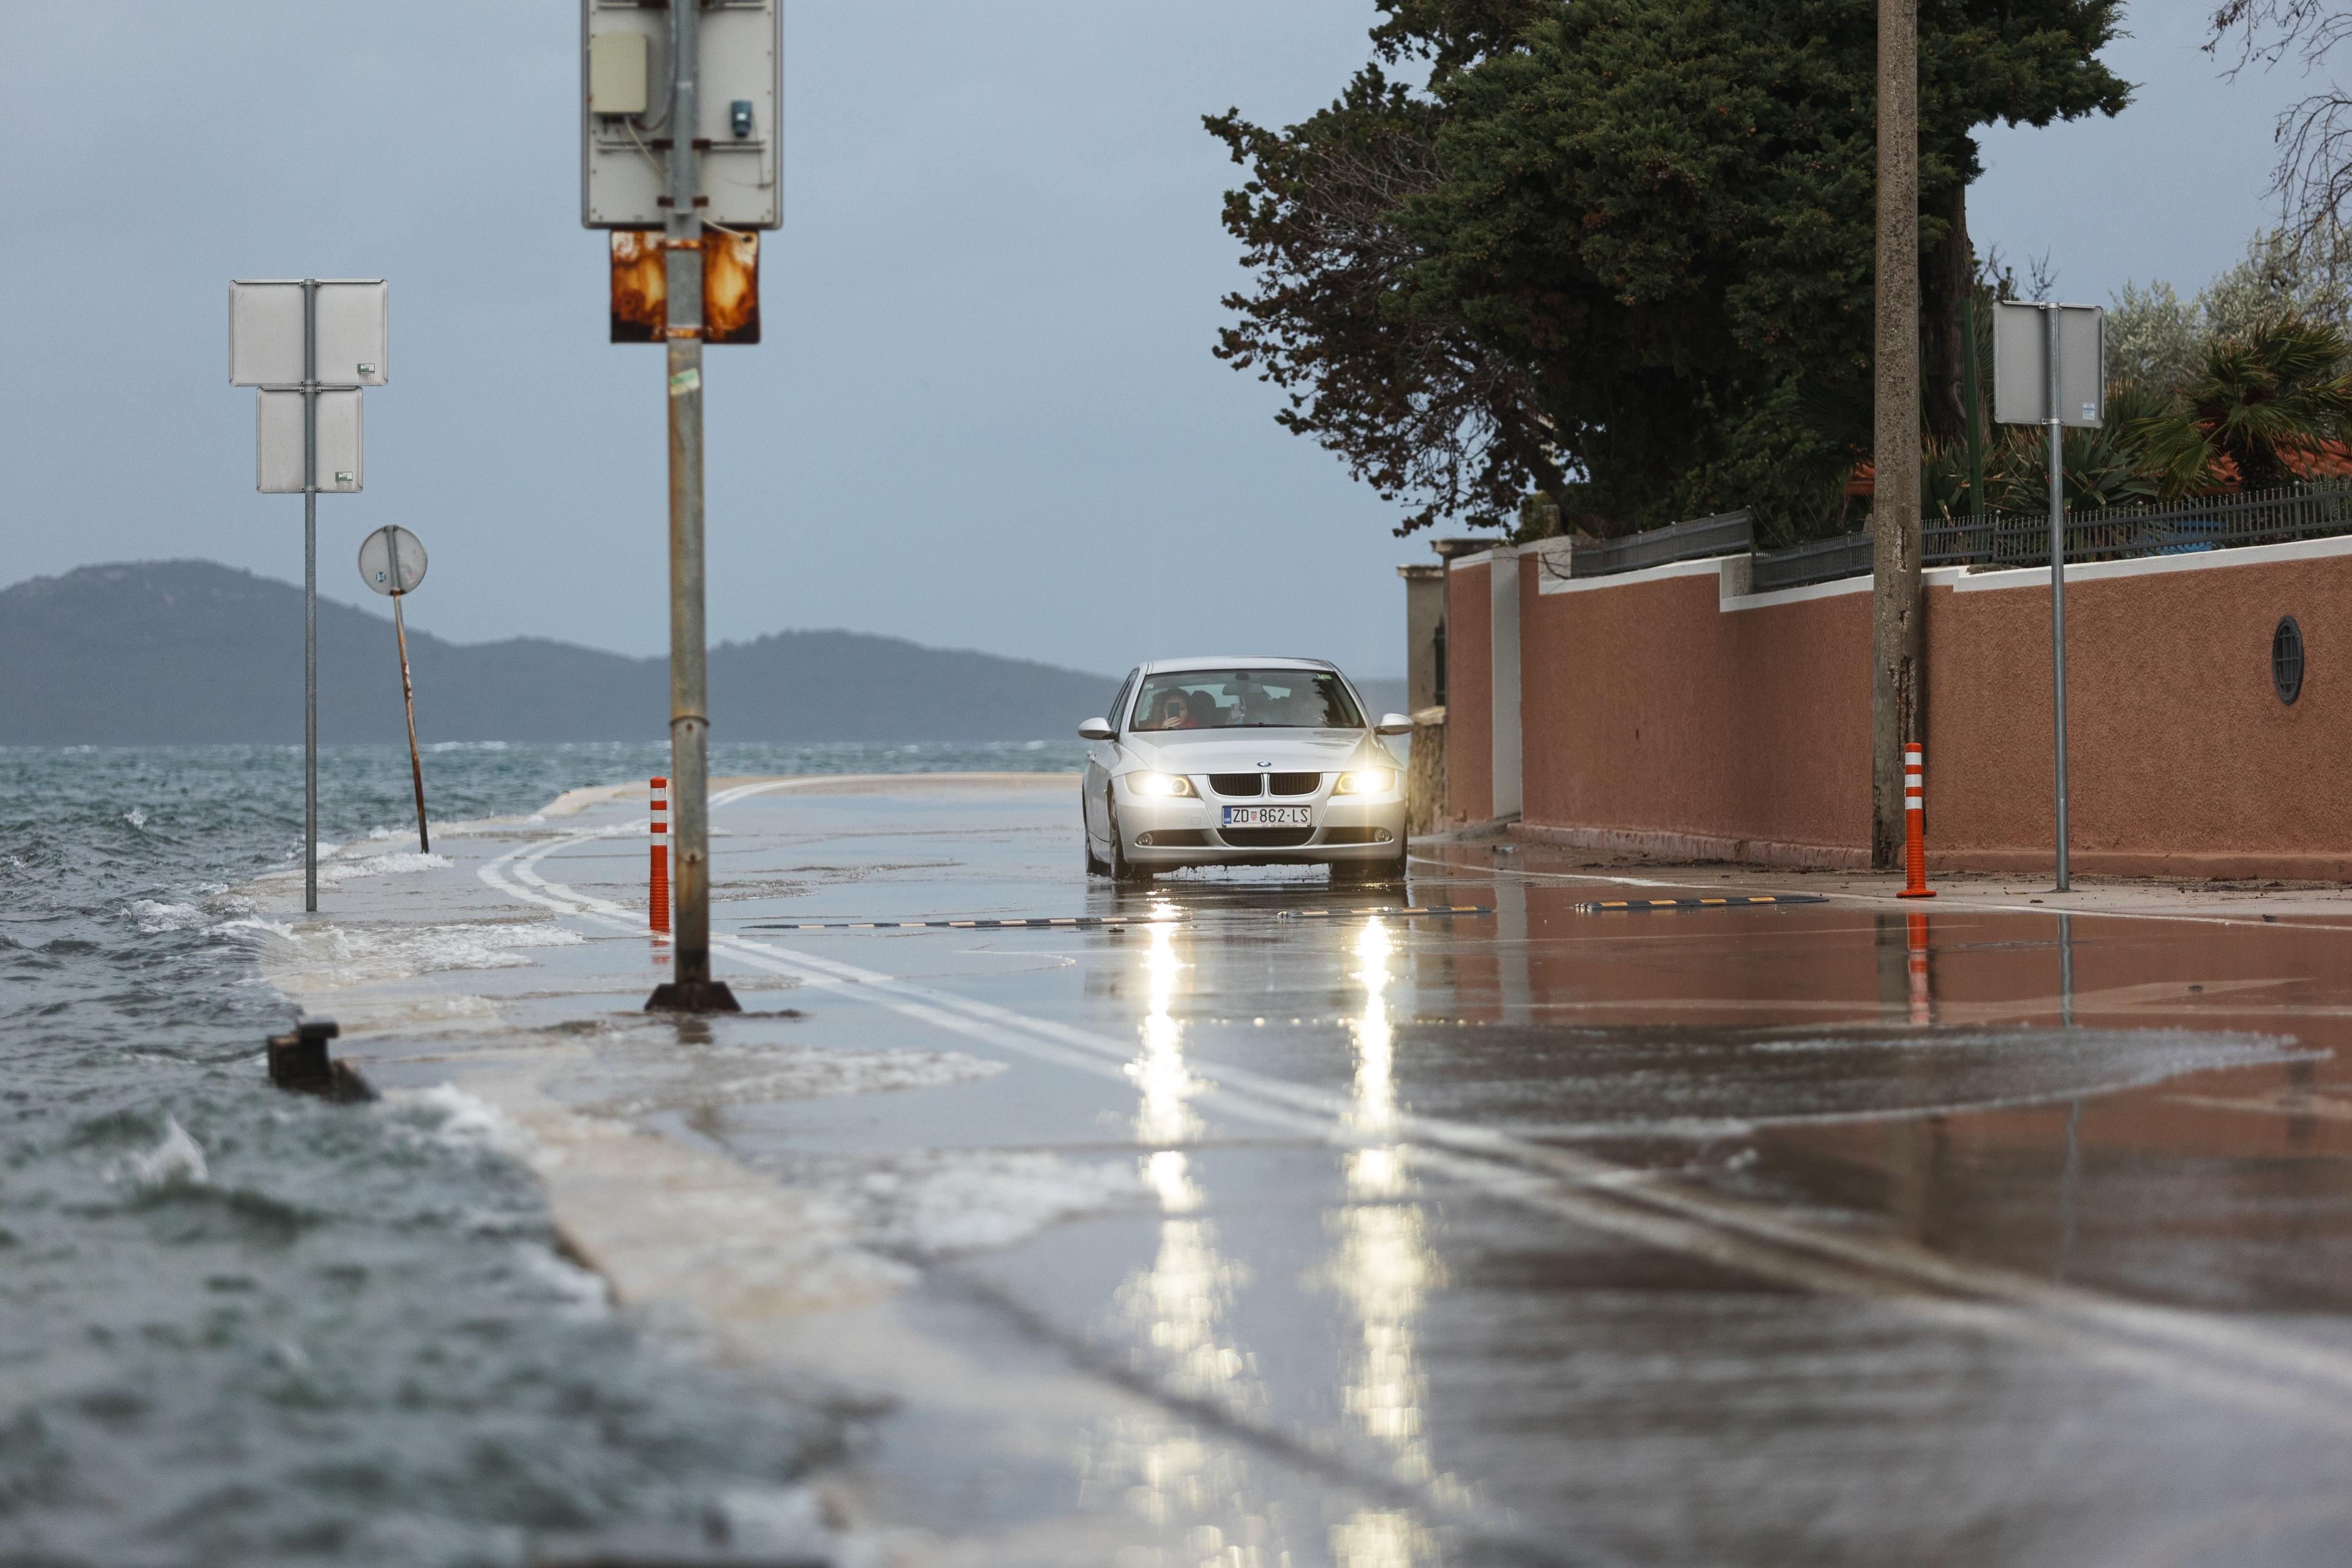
<box><xmin>1445</xmin><ymin>558</ymin><xmax>1493</xmax><ymax>824</ymax></box>
<box><xmin>1450</xmin><ymin>540</ymin><xmax>2352</xmax><ymax>879</ymax></box>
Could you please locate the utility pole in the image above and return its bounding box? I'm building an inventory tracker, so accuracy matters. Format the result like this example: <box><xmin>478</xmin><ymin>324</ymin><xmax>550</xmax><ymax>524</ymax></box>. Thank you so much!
<box><xmin>649</xmin><ymin>0</ymin><xmax>736</xmax><ymax>1012</ymax></box>
<box><xmin>1869</xmin><ymin>0</ymin><xmax>1924</xmax><ymax>873</ymax></box>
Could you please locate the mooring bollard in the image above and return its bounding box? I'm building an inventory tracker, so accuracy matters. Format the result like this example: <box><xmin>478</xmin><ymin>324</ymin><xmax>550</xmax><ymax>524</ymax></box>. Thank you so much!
<box><xmin>1898</xmin><ymin>742</ymin><xmax>1936</xmax><ymax>899</ymax></box>
<box><xmin>649</xmin><ymin>775</ymin><xmax>671</xmax><ymax>933</ymax></box>
<box><xmin>266</xmin><ymin>1018</ymin><xmax>375</xmax><ymax>1103</ymax></box>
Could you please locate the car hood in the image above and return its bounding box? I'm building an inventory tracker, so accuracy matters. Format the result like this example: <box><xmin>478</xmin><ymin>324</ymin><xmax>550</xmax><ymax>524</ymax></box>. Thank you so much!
<box><xmin>1118</xmin><ymin>729</ymin><xmax>1382</xmax><ymax>773</ymax></box>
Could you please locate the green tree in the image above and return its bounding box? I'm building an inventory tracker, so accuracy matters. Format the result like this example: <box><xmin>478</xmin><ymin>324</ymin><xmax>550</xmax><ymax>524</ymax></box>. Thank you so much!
<box><xmin>1210</xmin><ymin>0</ymin><xmax>2128</xmax><ymax>540</ymax></box>
<box><xmin>2106</xmin><ymin>225</ymin><xmax>2352</xmax><ymax>397</ymax></box>
<box><xmin>2105</xmin><ymin>280</ymin><xmax>2203</xmax><ymax>395</ymax></box>
<box><xmin>2140</xmin><ymin>315</ymin><xmax>2352</xmax><ymax>496</ymax></box>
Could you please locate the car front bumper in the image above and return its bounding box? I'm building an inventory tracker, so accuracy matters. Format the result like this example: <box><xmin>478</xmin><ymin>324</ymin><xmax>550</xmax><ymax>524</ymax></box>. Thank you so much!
<box><xmin>1113</xmin><ymin>773</ymin><xmax>1405</xmax><ymax>866</ymax></box>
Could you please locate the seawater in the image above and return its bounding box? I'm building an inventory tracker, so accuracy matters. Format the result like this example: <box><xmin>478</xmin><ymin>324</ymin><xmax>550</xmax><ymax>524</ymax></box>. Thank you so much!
<box><xmin>0</xmin><ymin>740</ymin><xmax>1084</xmax><ymax>1567</ymax></box>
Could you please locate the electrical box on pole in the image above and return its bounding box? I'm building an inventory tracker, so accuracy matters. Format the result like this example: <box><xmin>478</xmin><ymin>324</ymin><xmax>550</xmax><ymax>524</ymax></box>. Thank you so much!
<box><xmin>580</xmin><ymin>0</ymin><xmax>780</xmax><ymax>232</ymax></box>
<box><xmin>584</xmin><ymin>1</ymin><xmax>763</xmax><ymax>1014</ymax></box>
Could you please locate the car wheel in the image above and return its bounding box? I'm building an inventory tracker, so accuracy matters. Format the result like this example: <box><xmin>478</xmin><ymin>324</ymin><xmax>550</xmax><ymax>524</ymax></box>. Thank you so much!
<box><xmin>1084</xmin><ymin>818</ymin><xmax>1107</xmax><ymax>876</ymax></box>
<box><xmin>1107</xmin><ymin>796</ymin><xmax>1151</xmax><ymax>885</ymax></box>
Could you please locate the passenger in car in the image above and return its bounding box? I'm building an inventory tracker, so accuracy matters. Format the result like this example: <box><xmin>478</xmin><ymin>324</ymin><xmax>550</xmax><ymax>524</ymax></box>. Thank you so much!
<box><xmin>1146</xmin><ymin>691</ymin><xmax>1196</xmax><ymax>730</ymax></box>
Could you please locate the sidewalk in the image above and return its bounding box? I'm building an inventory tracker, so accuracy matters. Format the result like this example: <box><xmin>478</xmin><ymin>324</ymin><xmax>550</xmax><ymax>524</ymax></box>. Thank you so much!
<box><xmin>1416</xmin><ymin>821</ymin><xmax>2352</xmax><ymax>926</ymax></box>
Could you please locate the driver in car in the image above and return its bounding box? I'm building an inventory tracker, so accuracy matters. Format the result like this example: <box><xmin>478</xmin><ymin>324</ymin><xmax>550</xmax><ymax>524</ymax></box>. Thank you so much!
<box><xmin>1145</xmin><ymin>691</ymin><xmax>1200</xmax><ymax>730</ymax></box>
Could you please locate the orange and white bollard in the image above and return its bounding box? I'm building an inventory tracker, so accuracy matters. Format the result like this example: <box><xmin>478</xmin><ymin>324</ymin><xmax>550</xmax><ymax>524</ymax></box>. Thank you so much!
<box><xmin>1897</xmin><ymin>742</ymin><xmax>1935</xmax><ymax>899</ymax></box>
<box><xmin>649</xmin><ymin>775</ymin><xmax>671</xmax><ymax>932</ymax></box>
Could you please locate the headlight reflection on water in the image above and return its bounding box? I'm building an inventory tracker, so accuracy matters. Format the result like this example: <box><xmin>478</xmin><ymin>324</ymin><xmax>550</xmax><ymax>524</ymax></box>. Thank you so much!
<box><xmin>1086</xmin><ymin>916</ymin><xmax>1446</xmax><ymax>1565</ymax></box>
<box><xmin>1330</xmin><ymin>918</ymin><xmax>1444</xmax><ymax>1566</ymax></box>
<box><xmin>1087</xmin><ymin>916</ymin><xmax>1278</xmax><ymax>1558</ymax></box>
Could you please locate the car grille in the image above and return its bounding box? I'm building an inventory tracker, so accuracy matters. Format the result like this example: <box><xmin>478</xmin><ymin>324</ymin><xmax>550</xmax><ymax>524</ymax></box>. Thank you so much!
<box><xmin>1319</xmin><ymin>827</ymin><xmax>1392</xmax><ymax>845</ymax></box>
<box><xmin>1136</xmin><ymin>829</ymin><xmax>1212</xmax><ymax>847</ymax></box>
<box><xmin>1268</xmin><ymin>772</ymin><xmax>1322</xmax><ymax>796</ymax></box>
<box><xmin>1218</xmin><ymin>827</ymin><xmax>1315</xmax><ymax>848</ymax></box>
<box><xmin>1207</xmin><ymin>773</ymin><xmax>1263</xmax><ymax>797</ymax></box>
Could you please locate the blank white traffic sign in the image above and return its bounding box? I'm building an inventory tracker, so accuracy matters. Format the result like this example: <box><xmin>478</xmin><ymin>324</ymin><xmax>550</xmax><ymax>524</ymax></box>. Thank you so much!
<box><xmin>257</xmin><ymin>388</ymin><xmax>363</xmax><ymax>492</ymax></box>
<box><xmin>1993</xmin><ymin>301</ymin><xmax>2103</xmax><ymax>428</ymax></box>
<box><xmin>229</xmin><ymin>281</ymin><xmax>388</xmax><ymax>387</ymax></box>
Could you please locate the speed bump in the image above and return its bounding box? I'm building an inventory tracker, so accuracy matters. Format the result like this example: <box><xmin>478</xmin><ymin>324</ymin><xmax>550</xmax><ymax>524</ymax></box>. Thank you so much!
<box><xmin>1573</xmin><ymin>895</ymin><xmax>1826</xmax><ymax>913</ymax></box>
<box><xmin>1277</xmin><ymin>905</ymin><xmax>1491</xmax><ymax>920</ymax></box>
<box><xmin>744</xmin><ymin>916</ymin><xmax>1146</xmax><ymax>931</ymax></box>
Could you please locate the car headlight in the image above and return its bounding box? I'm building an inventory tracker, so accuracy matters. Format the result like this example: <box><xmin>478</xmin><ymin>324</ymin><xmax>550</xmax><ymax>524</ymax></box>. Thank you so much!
<box><xmin>1335</xmin><ymin>768</ymin><xmax>1396</xmax><ymax>796</ymax></box>
<box><xmin>1129</xmin><ymin>771</ymin><xmax>1195</xmax><ymax>798</ymax></box>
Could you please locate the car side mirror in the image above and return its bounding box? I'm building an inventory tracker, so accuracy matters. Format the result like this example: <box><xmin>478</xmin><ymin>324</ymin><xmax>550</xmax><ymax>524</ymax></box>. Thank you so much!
<box><xmin>1078</xmin><ymin>717</ymin><xmax>1115</xmax><ymax>741</ymax></box>
<box><xmin>1375</xmin><ymin>712</ymin><xmax>1413</xmax><ymax>736</ymax></box>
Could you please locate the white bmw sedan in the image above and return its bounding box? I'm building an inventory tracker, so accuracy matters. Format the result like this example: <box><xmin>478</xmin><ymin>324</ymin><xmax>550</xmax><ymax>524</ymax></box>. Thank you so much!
<box><xmin>1079</xmin><ymin>657</ymin><xmax>1412</xmax><ymax>884</ymax></box>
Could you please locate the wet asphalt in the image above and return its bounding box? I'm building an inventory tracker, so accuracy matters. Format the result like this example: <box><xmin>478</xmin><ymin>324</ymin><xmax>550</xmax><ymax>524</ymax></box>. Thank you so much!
<box><xmin>349</xmin><ymin>776</ymin><xmax>2352</xmax><ymax>1566</ymax></box>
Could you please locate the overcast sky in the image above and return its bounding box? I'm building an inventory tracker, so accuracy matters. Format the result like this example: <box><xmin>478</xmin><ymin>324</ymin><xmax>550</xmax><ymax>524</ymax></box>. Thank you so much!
<box><xmin>0</xmin><ymin>3</ymin><xmax>2320</xmax><ymax>678</ymax></box>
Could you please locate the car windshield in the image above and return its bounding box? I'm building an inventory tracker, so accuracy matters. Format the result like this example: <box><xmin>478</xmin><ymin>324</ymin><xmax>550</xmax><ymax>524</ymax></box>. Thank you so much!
<box><xmin>1128</xmin><ymin>670</ymin><xmax>1362</xmax><ymax>732</ymax></box>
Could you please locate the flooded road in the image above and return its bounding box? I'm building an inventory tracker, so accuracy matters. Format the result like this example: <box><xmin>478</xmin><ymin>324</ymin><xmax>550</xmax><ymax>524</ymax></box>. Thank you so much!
<box><xmin>309</xmin><ymin>775</ymin><xmax>2352</xmax><ymax>1566</ymax></box>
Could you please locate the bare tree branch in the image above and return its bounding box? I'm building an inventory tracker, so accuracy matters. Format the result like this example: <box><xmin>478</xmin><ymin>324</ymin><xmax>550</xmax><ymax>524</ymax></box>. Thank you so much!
<box><xmin>2210</xmin><ymin>2</ymin><xmax>2352</xmax><ymax>244</ymax></box>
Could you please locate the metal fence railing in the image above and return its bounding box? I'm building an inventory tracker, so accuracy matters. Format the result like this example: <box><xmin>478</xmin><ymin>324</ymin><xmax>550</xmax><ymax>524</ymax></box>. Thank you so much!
<box><xmin>1751</xmin><ymin>531</ymin><xmax>1874</xmax><ymax>594</ymax></box>
<box><xmin>1924</xmin><ymin>483</ymin><xmax>2352</xmax><ymax>570</ymax></box>
<box><xmin>1746</xmin><ymin>483</ymin><xmax>2352</xmax><ymax>592</ymax></box>
<box><xmin>1562</xmin><ymin>509</ymin><xmax>1753</xmax><ymax>579</ymax></box>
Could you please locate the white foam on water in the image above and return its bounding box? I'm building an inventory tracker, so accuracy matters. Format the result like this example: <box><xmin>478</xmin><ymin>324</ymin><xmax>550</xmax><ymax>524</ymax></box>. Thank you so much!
<box><xmin>129</xmin><ymin>899</ymin><xmax>206</xmax><ymax>933</ymax></box>
<box><xmin>227</xmin><ymin>916</ymin><xmax>583</xmax><ymax>988</ymax></box>
<box><xmin>516</xmin><ymin>1241</ymin><xmax>613</xmax><ymax>1318</ymax></box>
<box><xmin>582</xmin><ymin>1044</ymin><xmax>1006</xmax><ymax>1118</ymax></box>
<box><xmin>257</xmin><ymin>848</ymin><xmax>453</xmax><ymax>887</ymax></box>
<box><xmin>326</xmin><ymin>850</ymin><xmax>451</xmax><ymax>881</ymax></box>
<box><xmin>123</xmin><ymin>807</ymin><xmax>148</xmax><ymax>829</ymax></box>
<box><xmin>390</xmin><ymin>1084</ymin><xmax>537</xmax><ymax>1159</ymax></box>
<box><xmin>709</xmin><ymin>1485</ymin><xmax>864</xmax><ymax>1564</ymax></box>
<box><xmin>115</xmin><ymin>1115</ymin><xmax>209</xmax><ymax>1188</ymax></box>
<box><xmin>818</xmin><ymin>1150</ymin><xmax>1148</xmax><ymax>1257</ymax></box>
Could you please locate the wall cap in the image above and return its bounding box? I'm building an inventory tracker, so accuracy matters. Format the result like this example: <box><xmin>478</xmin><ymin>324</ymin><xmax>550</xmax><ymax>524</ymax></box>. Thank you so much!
<box><xmin>1534</xmin><ymin>552</ymin><xmax>1725</xmax><ymax>595</ymax></box>
<box><xmin>1722</xmin><ymin>570</ymin><xmax>1874</xmax><ymax>612</ymax></box>
<box><xmin>1947</xmin><ymin>527</ymin><xmax>2352</xmax><ymax>591</ymax></box>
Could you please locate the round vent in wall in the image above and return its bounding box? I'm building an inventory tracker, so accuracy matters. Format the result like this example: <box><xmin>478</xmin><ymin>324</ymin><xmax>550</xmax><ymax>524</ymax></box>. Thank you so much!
<box><xmin>2273</xmin><ymin>616</ymin><xmax>2305</xmax><ymax>706</ymax></box>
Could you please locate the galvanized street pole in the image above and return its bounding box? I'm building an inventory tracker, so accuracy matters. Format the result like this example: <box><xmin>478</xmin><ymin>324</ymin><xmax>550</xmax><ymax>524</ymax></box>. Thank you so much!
<box><xmin>1869</xmin><ymin>0</ymin><xmax>1925</xmax><ymax>874</ymax></box>
<box><xmin>303</xmin><ymin>278</ymin><xmax>319</xmax><ymax>914</ymax></box>
<box><xmin>650</xmin><ymin>0</ymin><xmax>737</xmax><ymax>1012</ymax></box>
<box><xmin>1991</xmin><ymin>296</ymin><xmax>2098</xmax><ymax>894</ymax></box>
<box><xmin>230</xmin><ymin>276</ymin><xmax>385</xmax><ymax>911</ymax></box>
<box><xmin>2044</xmin><ymin>303</ymin><xmax>2070</xmax><ymax>891</ymax></box>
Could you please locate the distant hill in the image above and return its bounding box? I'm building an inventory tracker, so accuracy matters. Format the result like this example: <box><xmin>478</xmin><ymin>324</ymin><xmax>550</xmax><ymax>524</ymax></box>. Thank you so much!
<box><xmin>0</xmin><ymin>562</ymin><xmax>1405</xmax><ymax>745</ymax></box>
<box><xmin>0</xmin><ymin>562</ymin><xmax>1117</xmax><ymax>744</ymax></box>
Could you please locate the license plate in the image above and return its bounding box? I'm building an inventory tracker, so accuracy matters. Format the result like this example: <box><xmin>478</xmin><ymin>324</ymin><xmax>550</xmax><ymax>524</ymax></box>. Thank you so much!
<box><xmin>1223</xmin><ymin>805</ymin><xmax>1311</xmax><ymax>827</ymax></box>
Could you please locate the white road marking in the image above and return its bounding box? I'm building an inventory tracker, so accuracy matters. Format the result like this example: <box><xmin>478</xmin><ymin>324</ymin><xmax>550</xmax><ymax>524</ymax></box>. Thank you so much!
<box><xmin>477</xmin><ymin>790</ymin><xmax>2352</xmax><ymax>1436</ymax></box>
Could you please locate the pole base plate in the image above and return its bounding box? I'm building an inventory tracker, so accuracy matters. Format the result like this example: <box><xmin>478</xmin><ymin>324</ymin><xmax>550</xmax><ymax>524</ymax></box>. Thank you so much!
<box><xmin>1896</xmin><ymin>889</ymin><xmax>1937</xmax><ymax>899</ymax></box>
<box><xmin>644</xmin><ymin>979</ymin><xmax>742</xmax><ymax>1014</ymax></box>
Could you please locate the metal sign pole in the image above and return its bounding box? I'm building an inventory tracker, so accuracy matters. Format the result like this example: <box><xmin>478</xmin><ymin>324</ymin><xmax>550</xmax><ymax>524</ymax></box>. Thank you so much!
<box><xmin>650</xmin><ymin>0</ymin><xmax>735</xmax><ymax>1012</ymax></box>
<box><xmin>385</xmin><ymin>530</ymin><xmax>429</xmax><ymax>854</ymax></box>
<box><xmin>2044</xmin><ymin>303</ymin><xmax>2070</xmax><ymax>892</ymax></box>
<box><xmin>303</xmin><ymin>278</ymin><xmax>319</xmax><ymax>914</ymax></box>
